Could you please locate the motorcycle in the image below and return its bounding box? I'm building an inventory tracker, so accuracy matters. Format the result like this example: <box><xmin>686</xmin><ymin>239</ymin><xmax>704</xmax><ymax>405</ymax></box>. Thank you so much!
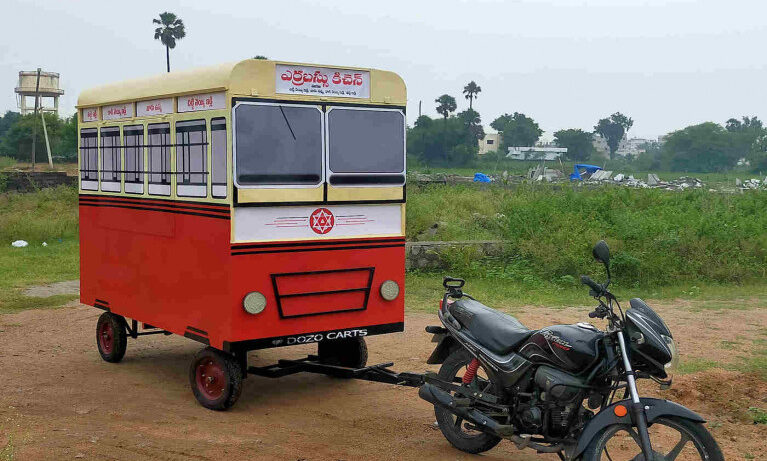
<box><xmin>419</xmin><ymin>240</ymin><xmax>723</xmax><ymax>460</ymax></box>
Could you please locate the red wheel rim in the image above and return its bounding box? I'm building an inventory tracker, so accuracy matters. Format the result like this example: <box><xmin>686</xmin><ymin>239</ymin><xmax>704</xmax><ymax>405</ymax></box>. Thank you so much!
<box><xmin>195</xmin><ymin>358</ymin><xmax>226</xmax><ymax>401</ymax></box>
<box><xmin>98</xmin><ymin>321</ymin><xmax>114</xmax><ymax>354</ymax></box>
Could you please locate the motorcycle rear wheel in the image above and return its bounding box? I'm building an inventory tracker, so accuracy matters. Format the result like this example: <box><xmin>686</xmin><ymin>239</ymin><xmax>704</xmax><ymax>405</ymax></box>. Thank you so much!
<box><xmin>582</xmin><ymin>416</ymin><xmax>724</xmax><ymax>461</ymax></box>
<box><xmin>434</xmin><ymin>349</ymin><xmax>502</xmax><ymax>454</ymax></box>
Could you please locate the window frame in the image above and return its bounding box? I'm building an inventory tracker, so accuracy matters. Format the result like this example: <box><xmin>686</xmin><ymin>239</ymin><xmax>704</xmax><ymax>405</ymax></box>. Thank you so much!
<box><xmin>210</xmin><ymin>117</ymin><xmax>228</xmax><ymax>198</ymax></box>
<box><xmin>325</xmin><ymin>106</ymin><xmax>406</xmax><ymax>187</ymax></box>
<box><xmin>175</xmin><ymin>119</ymin><xmax>208</xmax><ymax>198</ymax></box>
<box><xmin>147</xmin><ymin>122</ymin><xmax>172</xmax><ymax>196</ymax></box>
<box><xmin>123</xmin><ymin>124</ymin><xmax>145</xmax><ymax>195</ymax></box>
<box><xmin>79</xmin><ymin>128</ymin><xmax>99</xmax><ymax>191</ymax></box>
<box><xmin>232</xmin><ymin>101</ymin><xmax>325</xmax><ymax>190</ymax></box>
<box><xmin>99</xmin><ymin>126</ymin><xmax>122</xmax><ymax>192</ymax></box>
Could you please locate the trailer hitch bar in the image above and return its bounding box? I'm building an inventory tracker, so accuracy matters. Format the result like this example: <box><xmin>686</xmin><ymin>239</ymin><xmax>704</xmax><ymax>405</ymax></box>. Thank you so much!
<box><xmin>247</xmin><ymin>355</ymin><xmax>425</xmax><ymax>387</ymax></box>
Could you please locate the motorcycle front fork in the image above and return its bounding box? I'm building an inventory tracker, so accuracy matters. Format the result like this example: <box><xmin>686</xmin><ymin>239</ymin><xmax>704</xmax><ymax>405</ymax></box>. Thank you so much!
<box><xmin>616</xmin><ymin>331</ymin><xmax>655</xmax><ymax>460</ymax></box>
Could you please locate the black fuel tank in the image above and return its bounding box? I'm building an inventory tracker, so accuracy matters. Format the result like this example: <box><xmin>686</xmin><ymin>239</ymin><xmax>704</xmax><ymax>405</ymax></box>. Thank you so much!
<box><xmin>518</xmin><ymin>323</ymin><xmax>603</xmax><ymax>373</ymax></box>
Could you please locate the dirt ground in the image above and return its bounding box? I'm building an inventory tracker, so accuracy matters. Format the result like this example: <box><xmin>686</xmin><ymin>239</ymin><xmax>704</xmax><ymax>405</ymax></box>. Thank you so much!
<box><xmin>0</xmin><ymin>302</ymin><xmax>765</xmax><ymax>460</ymax></box>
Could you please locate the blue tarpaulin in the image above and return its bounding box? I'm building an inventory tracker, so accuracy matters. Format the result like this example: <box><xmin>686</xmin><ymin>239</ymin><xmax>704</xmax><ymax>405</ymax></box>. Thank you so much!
<box><xmin>474</xmin><ymin>172</ymin><xmax>492</xmax><ymax>183</ymax></box>
<box><xmin>569</xmin><ymin>164</ymin><xmax>602</xmax><ymax>181</ymax></box>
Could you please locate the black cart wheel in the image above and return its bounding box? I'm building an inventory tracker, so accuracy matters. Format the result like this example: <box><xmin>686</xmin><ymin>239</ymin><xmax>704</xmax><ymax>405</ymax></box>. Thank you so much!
<box><xmin>189</xmin><ymin>347</ymin><xmax>243</xmax><ymax>411</ymax></box>
<box><xmin>318</xmin><ymin>337</ymin><xmax>368</xmax><ymax>369</ymax></box>
<box><xmin>96</xmin><ymin>312</ymin><xmax>127</xmax><ymax>363</ymax></box>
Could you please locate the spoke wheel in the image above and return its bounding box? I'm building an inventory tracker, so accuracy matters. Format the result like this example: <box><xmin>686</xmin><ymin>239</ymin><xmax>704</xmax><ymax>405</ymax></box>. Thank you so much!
<box><xmin>96</xmin><ymin>312</ymin><xmax>127</xmax><ymax>363</ymax></box>
<box><xmin>433</xmin><ymin>349</ymin><xmax>502</xmax><ymax>454</ymax></box>
<box><xmin>584</xmin><ymin>416</ymin><xmax>724</xmax><ymax>461</ymax></box>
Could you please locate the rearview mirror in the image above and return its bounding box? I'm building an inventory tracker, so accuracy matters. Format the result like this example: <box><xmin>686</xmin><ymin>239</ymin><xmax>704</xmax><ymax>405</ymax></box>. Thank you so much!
<box><xmin>592</xmin><ymin>240</ymin><xmax>610</xmax><ymax>266</ymax></box>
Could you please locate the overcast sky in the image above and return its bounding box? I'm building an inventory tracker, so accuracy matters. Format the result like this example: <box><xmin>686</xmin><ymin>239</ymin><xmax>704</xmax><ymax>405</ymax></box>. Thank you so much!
<box><xmin>2</xmin><ymin>0</ymin><xmax>766</xmax><ymax>139</ymax></box>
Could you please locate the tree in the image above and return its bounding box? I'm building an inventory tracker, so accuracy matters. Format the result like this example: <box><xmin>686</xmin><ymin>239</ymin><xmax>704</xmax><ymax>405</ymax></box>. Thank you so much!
<box><xmin>554</xmin><ymin>128</ymin><xmax>594</xmax><ymax>161</ymax></box>
<box><xmin>725</xmin><ymin>115</ymin><xmax>767</xmax><ymax>165</ymax></box>
<box><xmin>153</xmin><ymin>12</ymin><xmax>186</xmax><ymax>73</ymax></box>
<box><xmin>458</xmin><ymin>109</ymin><xmax>485</xmax><ymax>143</ymax></box>
<box><xmin>0</xmin><ymin>111</ymin><xmax>21</xmax><ymax>141</ymax></box>
<box><xmin>434</xmin><ymin>95</ymin><xmax>457</xmax><ymax>120</ymax></box>
<box><xmin>491</xmin><ymin>112</ymin><xmax>542</xmax><ymax>152</ymax></box>
<box><xmin>462</xmin><ymin>81</ymin><xmax>481</xmax><ymax>110</ymax></box>
<box><xmin>661</xmin><ymin>122</ymin><xmax>738</xmax><ymax>172</ymax></box>
<box><xmin>1</xmin><ymin>113</ymin><xmax>65</xmax><ymax>161</ymax></box>
<box><xmin>594</xmin><ymin>112</ymin><xmax>633</xmax><ymax>160</ymax></box>
<box><xmin>407</xmin><ymin>114</ymin><xmax>477</xmax><ymax>166</ymax></box>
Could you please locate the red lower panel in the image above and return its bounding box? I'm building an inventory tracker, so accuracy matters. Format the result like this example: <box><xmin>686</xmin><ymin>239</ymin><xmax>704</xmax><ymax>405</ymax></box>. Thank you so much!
<box><xmin>79</xmin><ymin>196</ymin><xmax>405</xmax><ymax>350</ymax></box>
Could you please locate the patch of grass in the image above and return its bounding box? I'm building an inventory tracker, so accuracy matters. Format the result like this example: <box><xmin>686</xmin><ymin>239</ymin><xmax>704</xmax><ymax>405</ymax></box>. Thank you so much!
<box><xmin>0</xmin><ymin>239</ymin><xmax>79</xmax><ymax>313</ymax></box>
<box><xmin>719</xmin><ymin>340</ymin><xmax>740</xmax><ymax>350</ymax></box>
<box><xmin>0</xmin><ymin>185</ymin><xmax>78</xmax><ymax>243</ymax></box>
<box><xmin>677</xmin><ymin>358</ymin><xmax>720</xmax><ymax>374</ymax></box>
<box><xmin>747</xmin><ymin>407</ymin><xmax>767</xmax><ymax>424</ymax></box>
<box><xmin>0</xmin><ymin>433</ymin><xmax>13</xmax><ymax>461</ymax></box>
<box><xmin>0</xmin><ymin>156</ymin><xmax>15</xmax><ymax>170</ymax></box>
<box><xmin>407</xmin><ymin>184</ymin><xmax>767</xmax><ymax>288</ymax></box>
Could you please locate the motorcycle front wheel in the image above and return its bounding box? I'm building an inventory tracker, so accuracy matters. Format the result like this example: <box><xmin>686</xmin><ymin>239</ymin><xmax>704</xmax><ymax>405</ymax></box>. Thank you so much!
<box><xmin>582</xmin><ymin>416</ymin><xmax>724</xmax><ymax>461</ymax></box>
<box><xmin>434</xmin><ymin>349</ymin><xmax>502</xmax><ymax>454</ymax></box>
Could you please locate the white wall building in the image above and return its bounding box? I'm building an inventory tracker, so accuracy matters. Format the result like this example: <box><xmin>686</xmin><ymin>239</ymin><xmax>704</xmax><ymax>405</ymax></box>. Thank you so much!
<box><xmin>478</xmin><ymin>131</ymin><xmax>501</xmax><ymax>155</ymax></box>
<box><xmin>507</xmin><ymin>146</ymin><xmax>567</xmax><ymax>161</ymax></box>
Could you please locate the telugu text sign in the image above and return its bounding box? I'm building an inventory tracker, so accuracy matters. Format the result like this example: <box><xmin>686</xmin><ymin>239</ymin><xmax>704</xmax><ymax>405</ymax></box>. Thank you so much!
<box><xmin>276</xmin><ymin>65</ymin><xmax>370</xmax><ymax>99</ymax></box>
<box><xmin>82</xmin><ymin>108</ymin><xmax>99</xmax><ymax>122</ymax></box>
<box><xmin>103</xmin><ymin>103</ymin><xmax>134</xmax><ymax>120</ymax></box>
<box><xmin>136</xmin><ymin>98</ymin><xmax>174</xmax><ymax>117</ymax></box>
<box><xmin>177</xmin><ymin>92</ymin><xmax>226</xmax><ymax>113</ymax></box>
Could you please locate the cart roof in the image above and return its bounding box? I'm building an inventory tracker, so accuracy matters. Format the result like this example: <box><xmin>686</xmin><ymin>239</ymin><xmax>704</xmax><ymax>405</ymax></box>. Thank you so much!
<box><xmin>77</xmin><ymin>59</ymin><xmax>406</xmax><ymax>108</ymax></box>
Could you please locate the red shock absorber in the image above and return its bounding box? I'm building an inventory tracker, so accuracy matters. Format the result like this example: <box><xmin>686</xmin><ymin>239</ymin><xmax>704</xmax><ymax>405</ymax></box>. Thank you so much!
<box><xmin>463</xmin><ymin>358</ymin><xmax>480</xmax><ymax>384</ymax></box>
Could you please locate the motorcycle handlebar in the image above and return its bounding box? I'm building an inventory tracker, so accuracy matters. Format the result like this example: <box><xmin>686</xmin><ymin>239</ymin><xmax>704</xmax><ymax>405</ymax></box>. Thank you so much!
<box><xmin>580</xmin><ymin>275</ymin><xmax>603</xmax><ymax>294</ymax></box>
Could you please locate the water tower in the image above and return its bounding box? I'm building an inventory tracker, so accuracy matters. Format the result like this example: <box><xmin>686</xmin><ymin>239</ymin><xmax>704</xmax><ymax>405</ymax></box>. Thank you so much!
<box><xmin>15</xmin><ymin>70</ymin><xmax>64</xmax><ymax>115</ymax></box>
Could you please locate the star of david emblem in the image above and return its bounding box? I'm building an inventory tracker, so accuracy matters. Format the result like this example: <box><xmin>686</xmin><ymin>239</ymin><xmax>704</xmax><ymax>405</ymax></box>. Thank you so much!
<box><xmin>309</xmin><ymin>208</ymin><xmax>335</xmax><ymax>234</ymax></box>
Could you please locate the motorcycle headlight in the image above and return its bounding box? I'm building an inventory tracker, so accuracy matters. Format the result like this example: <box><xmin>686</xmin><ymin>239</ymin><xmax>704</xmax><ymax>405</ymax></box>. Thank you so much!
<box><xmin>661</xmin><ymin>334</ymin><xmax>679</xmax><ymax>386</ymax></box>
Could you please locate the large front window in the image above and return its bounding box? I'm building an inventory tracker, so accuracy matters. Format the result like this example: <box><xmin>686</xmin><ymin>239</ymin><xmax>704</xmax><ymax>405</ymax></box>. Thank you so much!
<box><xmin>234</xmin><ymin>103</ymin><xmax>323</xmax><ymax>187</ymax></box>
<box><xmin>326</xmin><ymin>108</ymin><xmax>405</xmax><ymax>185</ymax></box>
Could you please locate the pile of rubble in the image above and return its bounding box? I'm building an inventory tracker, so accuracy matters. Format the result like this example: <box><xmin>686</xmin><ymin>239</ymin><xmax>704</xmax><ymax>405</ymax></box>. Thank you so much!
<box><xmin>735</xmin><ymin>177</ymin><xmax>767</xmax><ymax>190</ymax></box>
<box><xmin>584</xmin><ymin>172</ymin><xmax>705</xmax><ymax>190</ymax></box>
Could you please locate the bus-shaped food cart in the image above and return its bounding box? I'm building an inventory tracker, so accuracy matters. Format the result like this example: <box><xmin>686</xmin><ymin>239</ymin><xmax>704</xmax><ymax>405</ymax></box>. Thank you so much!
<box><xmin>78</xmin><ymin>59</ymin><xmax>406</xmax><ymax>409</ymax></box>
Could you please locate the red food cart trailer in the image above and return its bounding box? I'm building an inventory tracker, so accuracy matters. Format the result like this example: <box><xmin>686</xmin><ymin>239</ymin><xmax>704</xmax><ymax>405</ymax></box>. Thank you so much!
<box><xmin>77</xmin><ymin>59</ymin><xmax>407</xmax><ymax>409</ymax></box>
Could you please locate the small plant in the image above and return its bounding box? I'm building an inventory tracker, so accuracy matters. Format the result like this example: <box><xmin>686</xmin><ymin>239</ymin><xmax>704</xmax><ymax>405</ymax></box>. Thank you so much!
<box><xmin>747</xmin><ymin>407</ymin><xmax>767</xmax><ymax>424</ymax></box>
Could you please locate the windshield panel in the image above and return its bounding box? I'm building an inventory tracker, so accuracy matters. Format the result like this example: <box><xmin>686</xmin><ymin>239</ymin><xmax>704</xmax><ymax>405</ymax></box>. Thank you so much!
<box><xmin>234</xmin><ymin>104</ymin><xmax>323</xmax><ymax>186</ymax></box>
<box><xmin>327</xmin><ymin>108</ymin><xmax>404</xmax><ymax>184</ymax></box>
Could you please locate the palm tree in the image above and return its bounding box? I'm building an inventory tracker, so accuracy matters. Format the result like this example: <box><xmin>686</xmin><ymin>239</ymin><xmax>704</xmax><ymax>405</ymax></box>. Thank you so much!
<box><xmin>435</xmin><ymin>94</ymin><xmax>457</xmax><ymax>121</ymax></box>
<box><xmin>153</xmin><ymin>12</ymin><xmax>186</xmax><ymax>73</ymax></box>
<box><xmin>462</xmin><ymin>81</ymin><xmax>481</xmax><ymax>110</ymax></box>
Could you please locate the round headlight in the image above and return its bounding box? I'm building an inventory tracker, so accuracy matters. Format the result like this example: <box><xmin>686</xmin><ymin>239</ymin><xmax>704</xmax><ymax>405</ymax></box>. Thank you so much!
<box><xmin>243</xmin><ymin>291</ymin><xmax>267</xmax><ymax>314</ymax></box>
<box><xmin>380</xmin><ymin>280</ymin><xmax>400</xmax><ymax>301</ymax></box>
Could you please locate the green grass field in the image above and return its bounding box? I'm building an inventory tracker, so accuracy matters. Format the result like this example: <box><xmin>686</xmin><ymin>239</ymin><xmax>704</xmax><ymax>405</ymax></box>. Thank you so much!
<box><xmin>1</xmin><ymin>183</ymin><xmax>767</xmax><ymax>315</ymax></box>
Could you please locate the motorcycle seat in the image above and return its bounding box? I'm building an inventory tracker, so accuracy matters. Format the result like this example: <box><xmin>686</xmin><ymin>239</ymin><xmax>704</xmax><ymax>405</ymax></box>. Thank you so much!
<box><xmin>448</xmin><ymin>298</ymin><xmax>533</xmax><ymax>355</ymax></box>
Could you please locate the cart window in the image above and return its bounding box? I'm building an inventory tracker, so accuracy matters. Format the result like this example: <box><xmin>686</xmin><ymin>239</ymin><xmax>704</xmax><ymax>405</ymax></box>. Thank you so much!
<box><xmin>100</xmin><ymin>126</ymin><xmax>121</xmax><ymax>192</ymax></box>
<box><xmin>234</xmin><ymin>104</ymin><xmax>323</xmax><ymax>186</ymax></box>
<box><xmin>123</xmin><ymin>125</ymin><xmax>144</xmax><ymax>194</ymax></box>
<box><xmin>211</xmin><ymin>117</ymin><xmax>227</xmax><ymax>198</ymax></box>
<box><xmin>148</xmin><ymin>123</ymin><xmax>171</xmax><ymax>196</ymax></box>
<box><xmin>327</xmin><ymin>108</ymin><xmax>405</xmax><ymax>185</ymax></box>
<box><xmin>176</xmin><ymin>120</ymin><xmax>207</xmax><ymax>198</ymax></box>
<box><xmin>79</xmin><ymin>128</ymin><xmax>98</xmax><ymax>190</ymax></box>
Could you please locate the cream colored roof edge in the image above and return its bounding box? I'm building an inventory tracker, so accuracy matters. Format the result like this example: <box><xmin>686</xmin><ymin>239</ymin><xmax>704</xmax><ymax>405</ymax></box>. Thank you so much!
<box><xmin>77</xmin><ymin>59</ymin><xmax>406</xmax><ymax>108</ymax></box>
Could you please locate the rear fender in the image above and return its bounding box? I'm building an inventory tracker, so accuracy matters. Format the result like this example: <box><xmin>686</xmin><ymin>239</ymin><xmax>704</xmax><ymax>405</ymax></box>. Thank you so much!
<box><xmin>570</xmin><ymin>397</ymin><xmax>705</xmax><ymax>460</ymax></box>
<box><xmin>426</xmin><ymin>334</ymin><xmax>460</xmax><ymax>364</ymax></box>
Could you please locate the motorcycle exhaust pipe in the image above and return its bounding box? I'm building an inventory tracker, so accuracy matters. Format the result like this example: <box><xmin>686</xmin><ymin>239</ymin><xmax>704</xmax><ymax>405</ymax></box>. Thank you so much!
<box><xmin>418</xmin><ymin>383</ymin><xmax>514</xmax><ymax>437</ymax></box>
<box><xmin>419</xmin><ymin>383</ymin><xmax>566</xmax><ymax>454</ymax></box>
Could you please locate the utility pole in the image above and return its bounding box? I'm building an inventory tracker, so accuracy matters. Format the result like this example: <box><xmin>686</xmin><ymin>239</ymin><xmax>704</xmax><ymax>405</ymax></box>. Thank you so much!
<box><xmin>418</xmin><ymin>100</ymin><xmax>422</xmax><ymax>118</ymax></box>
<box><xmin>41</xmin><ymin>108</ymin><xmax>53</xmax><ymax>168</ymax></box>
<box><xmin>31</xmin><ymin>68</ymin><xmax>41</xmax><ymax>171</ymax></box>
